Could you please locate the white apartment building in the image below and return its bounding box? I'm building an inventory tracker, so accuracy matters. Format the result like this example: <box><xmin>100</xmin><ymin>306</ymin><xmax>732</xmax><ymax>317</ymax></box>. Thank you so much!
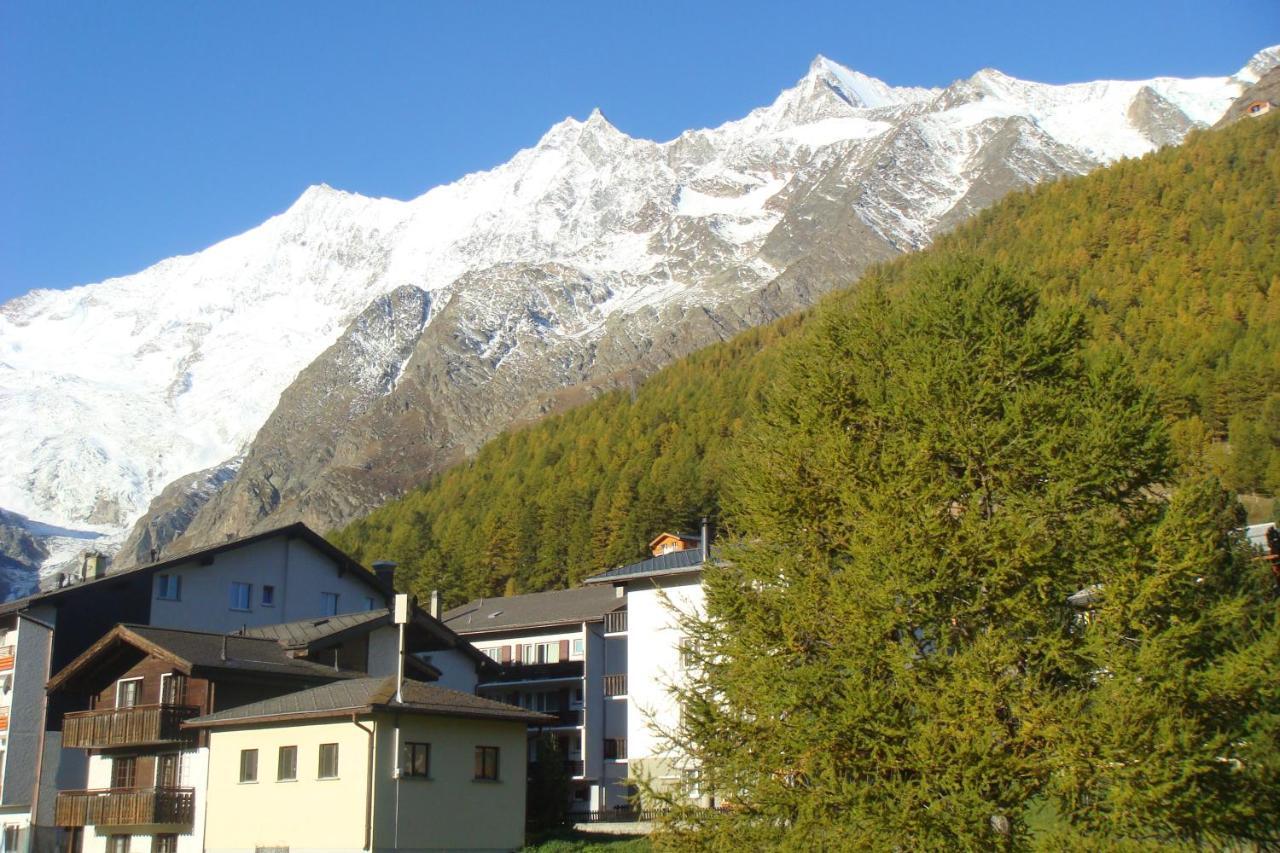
<box><xmin>444</xmin><ymin>586</ymin><xmax>631</xmax><ymax>813</ymax></box>
<box><xmin>582</xmin><ymin>530</ymin><xmax>709</xmax><ymax>802</ymax></box>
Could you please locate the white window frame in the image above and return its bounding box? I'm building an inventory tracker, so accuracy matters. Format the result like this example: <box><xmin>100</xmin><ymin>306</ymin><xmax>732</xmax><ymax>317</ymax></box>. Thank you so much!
<box><xmin>156</xmin><ymin>574</ymin><xmax>181</xmax><ymax>601</ymax></box>
<box><xmin>571</xmin><ymin>638</ymin><xmax>584</xmax><ymax>659</ymax></box>
<box><xmin>229</xmin><ymin>582</ymin><xmax>252</xmax><ymax>612</ymax></box>
<box><xmin>116</xmin><ymin>677</ymin><xmax>143</xmax><ymax>709</ymax></box>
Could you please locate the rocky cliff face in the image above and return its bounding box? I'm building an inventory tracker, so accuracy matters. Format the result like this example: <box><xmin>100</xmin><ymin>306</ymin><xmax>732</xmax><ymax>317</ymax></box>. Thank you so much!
<box><xmin>4</xmin><ymin>47</ymin><xmax>1277</xmax><ymax>585</ymax></box>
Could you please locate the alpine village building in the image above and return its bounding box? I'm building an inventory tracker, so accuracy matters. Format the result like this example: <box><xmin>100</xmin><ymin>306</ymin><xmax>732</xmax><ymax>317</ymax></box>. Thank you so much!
<box><xmin>445</xmin><ymin>525</ymin><xmax>715</xmax><ymax>815</ymax></box>
<box><xmin>0</xmin><ymin>524</ymin><xmax>541</xmax><ymax>853</ymax></box>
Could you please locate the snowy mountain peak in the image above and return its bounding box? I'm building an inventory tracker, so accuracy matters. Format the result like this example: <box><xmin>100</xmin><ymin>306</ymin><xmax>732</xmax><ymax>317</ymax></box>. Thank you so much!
<box><xmin>804</xmin><ymin>55</ymin><xmax>932</xmax><ymax>109</ymax></box>
<box><xmin>1236</xmin><ymin>44</ymin><xmax>1280</xmax><ymax>84</ymax></box>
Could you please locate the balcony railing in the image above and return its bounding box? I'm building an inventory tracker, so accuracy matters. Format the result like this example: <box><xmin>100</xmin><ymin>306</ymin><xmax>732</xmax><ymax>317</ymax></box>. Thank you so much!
<box><xmin>543</xmin><ymin>708</ymin><xmax>583</xmax><ymax>727</ymax></box>
<box><xmin>62</xmin><ymin>704</ymin><xmax>200</xmax><ymax>749</ymax></box>
<box><xmin>0</xmin><ymin>645</ymin><xmax>14</xmax><ymax>671</ymax></box>
<box><xmin>487</xmin><ymin>660</ymin><xmax>584</xmax><ymax>683</ymax></box>
<box><xmin>603</xmin><ymin>674</ymin><xmax>627</xmax><ymax>697</ymax></box>
<box><xmin>604</xmin><ymin>610</ymin><xmax>628</xmax><ymax>633</ymax></box>
<box><xmin>0</xmin><ymin>707</ymin><xmax>8</xmax><ymax>732</ymax></box>
<box><xmin>55</xmin><ymin>787</ymin><xmax>195</xmax><ymax>828</ymax></box>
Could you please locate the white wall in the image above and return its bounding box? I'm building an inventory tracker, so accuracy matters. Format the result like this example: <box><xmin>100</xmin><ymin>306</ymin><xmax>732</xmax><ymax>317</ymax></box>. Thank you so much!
<box><xmin>79</xmin><ymin>748</ymin><xmax>208</xmax><ymax>853</ymax></box>
<box><xmin>624</xmin><ymin>575</ymin><xmax>703</xmax><ymax>765</ymax></box>
<box><xmin>148</xmin><ymin>536</ymin><xmax>383</xmax><ymax>633</ymax></box>
<box><xmin>420</xmin><ymin>649</ymin><xmax>478</xmax><ymax>694</ymax></box>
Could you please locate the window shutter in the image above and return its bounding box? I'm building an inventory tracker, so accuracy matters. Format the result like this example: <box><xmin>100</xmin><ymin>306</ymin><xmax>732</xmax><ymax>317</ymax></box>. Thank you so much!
<box><xmin>559</xmin><ymin>639</ymin><xmax>570</xmax><ymax>660</ymax></box>
<box><xmin>501</xmin><ymin>645</ymin><xmax>512</xmax><ymax>664</ymax></box>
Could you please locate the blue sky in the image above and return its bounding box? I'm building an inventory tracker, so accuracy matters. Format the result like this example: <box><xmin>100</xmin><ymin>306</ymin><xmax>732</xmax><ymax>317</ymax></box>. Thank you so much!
<box><xmin>2</xmin><ymin>1</ymin><xmax>1277</xmax><ymax>304</ymax></box>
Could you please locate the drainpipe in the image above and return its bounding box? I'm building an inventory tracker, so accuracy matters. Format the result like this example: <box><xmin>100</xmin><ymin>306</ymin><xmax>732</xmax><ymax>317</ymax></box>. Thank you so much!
<box><xmin>353</xmin><ymin>714</ymin><xmax>375</xmax><ymax>852</ymax></box>
<box><xmin>28</xmin><ymin>615</ymin><xmax>54</xmax><ymax>838</ymax></box>
<box><xmin>700</xmin><ymin>517</ymin><xmax>710</xmax><ymax>563</ymax></box>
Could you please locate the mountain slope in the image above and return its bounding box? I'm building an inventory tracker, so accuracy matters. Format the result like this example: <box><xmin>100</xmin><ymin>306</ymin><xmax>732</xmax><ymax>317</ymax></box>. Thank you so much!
<box><xmin>332</xmin><ymin>110</ymin><xmax>1280</xmax><ymax>606</ymax></box>
<box><xmin>2</xmin><ymin>48</ymin><xmax>1275</xmax><ymax>583</ymax></box>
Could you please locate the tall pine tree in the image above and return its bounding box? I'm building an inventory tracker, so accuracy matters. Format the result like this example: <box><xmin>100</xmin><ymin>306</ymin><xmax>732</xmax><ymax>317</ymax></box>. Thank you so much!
<box><xmin>655</xmin><ymin>257</ymin><xmax>1278</xmax><ymax>850</ymax></box>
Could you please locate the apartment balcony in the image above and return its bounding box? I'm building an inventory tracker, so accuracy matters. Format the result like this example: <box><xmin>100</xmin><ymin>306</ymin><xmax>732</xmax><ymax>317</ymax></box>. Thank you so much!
<box><xmin>482</xmin><ymin>660</ymin><xmax>584</xmax><ymax>685</ymax></box>
<box><xmin>0</xmin><ymin>707</ymin><xmax>8</xmax><ymax>732</ymax></box>
<box><xmin>62</xmin><ymin>704</ymin><xmax>200</xmax><ymax>749</ymax></box>
<box><xmin>0</xmin><ymin>645</ymin><xmax>14</xmax><ymax>671</ymax></box>
<box><xmin>541</xmin><ymin>708</ymin><xmax>583</xmax><ymax>727</ymax></box>
<box><xmin>55</xmin><ymin>787</ymin><xmax>195</xmax><ymax>828</ymax></box>
<box><xmin>604</xmin><ymin>610</ymin><xmax>627</xmax><ymax>634</ymax></box>
<box><xmin>603</xmin><ymin>674</ymin><xmax>627</xmax><ymax>697</ymax></box>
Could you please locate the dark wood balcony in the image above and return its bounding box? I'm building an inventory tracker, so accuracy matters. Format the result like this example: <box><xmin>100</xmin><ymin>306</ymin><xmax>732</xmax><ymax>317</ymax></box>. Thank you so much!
<box><xmin>62</xmin><ymin>704</ymin><xmax>200</xmax><ymax>749</ymax></box>
<box><xmin>55</xmin><ymin>787</ymin><xmax>195</xmax><ymax>828</ymax></box>
<box><xmin>487</xmin><ymin>660</ymin><xmax>584</xmax><ymax>683</ymax></box>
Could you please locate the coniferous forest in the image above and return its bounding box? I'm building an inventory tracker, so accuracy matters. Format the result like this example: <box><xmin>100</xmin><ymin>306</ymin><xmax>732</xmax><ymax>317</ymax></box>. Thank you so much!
<box><xmin>332</xmin><ymin>114</ymin><xmax>1280</xmax><ymax>608</ymax></box>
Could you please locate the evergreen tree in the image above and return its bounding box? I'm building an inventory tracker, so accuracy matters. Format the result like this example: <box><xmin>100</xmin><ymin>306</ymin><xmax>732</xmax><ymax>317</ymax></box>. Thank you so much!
<box><xmin>654</xmin><ymin>258</ymin><xmax>1277</xmax><ymax>850</ymax></box>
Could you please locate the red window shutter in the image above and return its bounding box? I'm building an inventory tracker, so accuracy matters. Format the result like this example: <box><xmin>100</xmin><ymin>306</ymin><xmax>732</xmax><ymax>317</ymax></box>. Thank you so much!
<box><xmin>501</xmin><ymin>645</ymin><xmax>512</xmax><ymax>664</ymax></box>
<box><xmin>559</xmin><ymin>640</ymin><xmax>570</xmax><ymax>660</ymax></box>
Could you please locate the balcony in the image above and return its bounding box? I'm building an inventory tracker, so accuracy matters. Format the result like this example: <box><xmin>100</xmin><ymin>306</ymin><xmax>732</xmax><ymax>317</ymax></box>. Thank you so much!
<box><xmin>0</xmin><ymin>645</ymin><xmax>14</xmax><ymax>671</ymax></box>
<box><xmin>55</xmin><ymin>787</ymin><xmax>195</xmax><ymax>828</ymax></box>
<box><xmin>543</xmin><ymin>708</ymin><xmax>583</xmax><ymax>727</ymax></box>
<box><xmin>484</xmin><ymin>660</ymin><xmax>584</xmax><ymax>684</ymax></box>
<box><xmin>603</xmin><ymin>674</ymin><xmax>627</xmax><ymax>697</ymax></box>
<box><xmin>604</xmin><ymin>610</ymin><xmax>627</xmax><ymax>634</ymax></box>
<box><xmin>0</xmin><ymin>707</ymin><xmax>8</xmax><ymax>732</ymax></box>
<box><xmin>62</xmin><ymin>704</ymin><xmax>200</xmax><ymax>749</ymax></box>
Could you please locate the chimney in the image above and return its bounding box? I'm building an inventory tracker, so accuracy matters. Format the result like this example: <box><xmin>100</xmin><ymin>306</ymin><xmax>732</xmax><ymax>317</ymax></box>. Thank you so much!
<box><xmin>372</xmin><ymin>560</ymin><xmax>397</xmax><ymax>591</ymax></box>
<box><xmin>700</xmin><ymin>517</ymin><xmax>711</xmax><ymax>564</ymax></box>
<box><xmin>430</xmin><ymin>589</ymin><xmax>441</xmax><ymax>619</ymax></box>
<box><xmin>81</xmin><ymin>551</ymin><xmax>105</xmax><ymax>582</ymax></box>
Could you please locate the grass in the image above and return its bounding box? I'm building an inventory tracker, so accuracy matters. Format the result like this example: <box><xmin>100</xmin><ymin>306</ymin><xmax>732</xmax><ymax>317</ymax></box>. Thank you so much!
<box><xmin>522</xmin><ymin>829</ymin><xmax>652</xmax><ymax>853</ymax></box>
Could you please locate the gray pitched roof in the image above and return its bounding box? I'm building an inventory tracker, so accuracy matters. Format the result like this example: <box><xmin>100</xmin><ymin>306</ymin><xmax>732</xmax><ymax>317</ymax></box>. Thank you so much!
<box><xmin>582</xmin><ymin>546</ymin><xmax>709</xmax><ymax>584</ymax></box>
<box><xmin>185</xmin><ymin>676</ymin><xmax>550</xmax><ymax>727</ymax></box>
<box><xmin>443</xmin><ymin>585</ymin><xmax>623</xmax><ymax>635</ymax></box>
<box><xmin>124</xmin><ymin>625</ymin><xmax>358</xmax><ymax>680</ymax></box>
<box><xmin>242</xmin><ymin>610</ymin><xmax>388</xmax><ymax>649</ymax></box>
<box><xmin>0</xmin><ymin>522</ymin><xmax>388</xmax><ymax>614</ymax></box>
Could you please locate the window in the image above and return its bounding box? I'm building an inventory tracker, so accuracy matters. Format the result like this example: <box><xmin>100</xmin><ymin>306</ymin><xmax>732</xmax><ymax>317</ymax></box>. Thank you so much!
<box><xmin>155</xmin><ymin>574</ymin><xmax>181</xmax><ymax>601</ymax></box>
<box><xmin>679</xmin><ymin>638</ymin><xmax>700</xmax><ymax>668</ymax></box>
<box><xmin>106</xmin><ymin>836</ymin><xmax>130</xmax><ymax>853</ymax></box>
<box><xmin>520</xmin><ymin>642</ymin><xmax>559</xmax><ymax>664</ymax></box>
<box><xmin>239</xmin><ymin>748</ymin><xmax>258</xmax><ymax>783</ymax></box>
<box><xmin>402</xmin><ymin>742</ymin><xmax>430</xmax><ymax>778</ymax></box>
<box><xmin>230</xmin><ymin>582</ymin><xmax>252</xmax><ymax>611</ymax></box>
<box><xmin>155</xmin><ymin>753</ymin><xmax>180</xmax><ymax>788</ymax></box>
<box><xmin>261</xmin><ymin>585</ymin><xmax>275</xmax><ymax>607</ymax></box>
<box><xmin>570</xmin><ymin>687</ymin><xmax>584</xmax><ymax>709</ymax></box>
<box><xmin>474</xmin><ymin>746</ymin><xmax>499</xmax><ymax>781</ymax></box>
<box><xmin>364</xmin><ymin>596</ymin><xmax>376</xmax><ymax>611</ymax></box>
<box><xmin>116</xmin><ymin>678</ymin><xmax>142</xmax><ymax>709</ymax></box>
<box><xmin>159</xmin><ymin>673</ymin><xmax>186</xmax><ymax>705</ymax></box>
<box><xmin>276</xmin><ymin>745</ymin><xmax>297</xmax><ymax>781</ymax></box>
<box><xmin>318</xmin><ymin>743</ymin><xmax>339</xmax><ymax>779</ymax></box>
<box><xmin>151</xmin><ymin>836</ymin><xmax>177</xmax><ymax>853</ymax></box>
<box><xmin>481</xmin><ymin>647</ymin><xmax>502</xmax><ymax>663</ymax></box>
<box><xmin>571</xmin><ymin>638</ymin><xmax>585</xmax><ymax>659</ymax></box>
<box><xmin>320</xmin><ymin>592</ymin><xmax>340</xmax><ymax>616</ymax></box>
<box><xmin>604</xmin><ymin>738</ymin><xmax>627</xmax><ymax>760</ymax></box>
<box><xmin>111</xmin><ymin>756</ymin><xmax>137</xmax><ymax>788</ymax></box>
<box><xmin>2</xmin><ymin>826</ymin><xmax>20</xmax><ymax>852</ymax></box>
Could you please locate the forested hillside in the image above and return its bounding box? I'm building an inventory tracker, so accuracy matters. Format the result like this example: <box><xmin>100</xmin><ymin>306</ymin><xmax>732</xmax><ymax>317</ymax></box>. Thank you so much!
<box><xmin>332</xmin><ymin>114</ymin><xmax>1280</xmax><ymax>605</ymax></box>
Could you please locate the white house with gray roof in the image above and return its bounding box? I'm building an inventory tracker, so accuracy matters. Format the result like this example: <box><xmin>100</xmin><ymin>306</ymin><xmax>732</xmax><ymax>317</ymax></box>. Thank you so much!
<box><xmin>582</xmin><ymin>526</ymin><xmax>712</xmax><ymax>806</ymax></box>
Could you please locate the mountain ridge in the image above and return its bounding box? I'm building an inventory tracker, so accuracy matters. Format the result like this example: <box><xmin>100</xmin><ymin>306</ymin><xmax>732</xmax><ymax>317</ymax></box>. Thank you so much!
<box><xmin>2</xmin><ymin>46</ymin><xmax>1276</xmax><ymax>590</ymax></box>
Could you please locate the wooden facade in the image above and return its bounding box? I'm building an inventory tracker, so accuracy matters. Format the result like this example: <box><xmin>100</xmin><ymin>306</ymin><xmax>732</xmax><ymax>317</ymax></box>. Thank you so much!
<box><xmin>62</xmin><ymin>704</ymin><xmax>200</xmax><ymax>750</ymax></box>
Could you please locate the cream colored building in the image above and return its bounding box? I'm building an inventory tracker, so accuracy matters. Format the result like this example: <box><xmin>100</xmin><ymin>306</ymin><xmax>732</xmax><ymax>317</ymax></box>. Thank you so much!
<box><xmin>187</xmin><ymin>676</ymin><xmax>546</xmax><ymax>853</ymax></box>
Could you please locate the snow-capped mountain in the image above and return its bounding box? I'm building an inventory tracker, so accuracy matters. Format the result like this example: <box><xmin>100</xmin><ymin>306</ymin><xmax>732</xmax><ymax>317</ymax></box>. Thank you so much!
<box><xmin>2</xmin><ymin>47</ymin><xmax>1275</xmax><ymax>591</ymax></box>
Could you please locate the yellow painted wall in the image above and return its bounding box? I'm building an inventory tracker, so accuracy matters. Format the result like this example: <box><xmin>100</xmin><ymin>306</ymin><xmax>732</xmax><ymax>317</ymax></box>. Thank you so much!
<box><xmin>371</xmin><ymin>713</ymin><xmax>528</xmax><ymax>852</ymax></box>
<box><xmin>203</xmin><ymin>713</ymin><xmax>529</xmax><ymax>852</ymax></box>
<box><xmin>204</xmin><ymin>719</ymin><xmax>371</xmax><ymax>853</ymax></box>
